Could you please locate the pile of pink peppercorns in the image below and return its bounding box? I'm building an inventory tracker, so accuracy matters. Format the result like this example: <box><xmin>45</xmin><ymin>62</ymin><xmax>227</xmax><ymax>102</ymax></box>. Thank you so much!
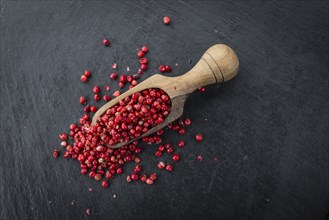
<box><xmin>52</xmin><ymin>16</ymin><xmax>206</xmax><ymax>191</ymax></box>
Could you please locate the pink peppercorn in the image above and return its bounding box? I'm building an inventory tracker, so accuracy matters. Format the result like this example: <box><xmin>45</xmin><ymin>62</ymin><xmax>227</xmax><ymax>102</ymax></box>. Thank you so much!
<box><xmin>172</xmin><ymin>153</ymin><xmax>180</xmax><ymax>162</ymax></box>
<box><xmin>103</xmin><ymin>38</ymin><xmax>110</xmax><ymax>46</ymax></box>
<box><xmin>165</xmin><ymin>164</ymin><xmax>173</xmax><ymax>172</ymax></box>
<box><xmin>159</xmin><ymin>65</ymin><xmax>166</xmax><ymax>72</ymax></box>
<box><xmin>93</xmin><ymin>86</ymin><xmax>100</xmax><ymax>93</ymax></box>
<box><xmin>110</xmin><ymin>72</ymin><xmax>117</xmax><ymax>80</ymax></box>
<box><xmin>84</xmin><ymin>70</ymin><xmax>91</xmax><ymax>77</ymax></box>
<box><xmin>101</xmin><ymin>181</ymin><xmax>109</xmax><ymax>188</ymax></box>
<box><xmin>195</xmin><ymin>134</ymin><xmax>203</xmax><ymax>142</ymax></box>
<box><xmin>137</xmin><ymin>51</ymin><xmax>144</xmax><ymax>58</ymax></box>
<box><xmin>157</xmin><ymin>161</ymin><xmax>165</xmax><ymax>169</ymax></box>
<box><xmin>163</xmin><ymin>16</ymin><xmax>171</xmax><ymax>25</ymax></box>
<box><xmin>141</xmin><ymin>46</ymin><xmax>148</xmax><ymax>53</ymax></box>
<box><xmin>94</xmin><ymin>94</ymin><xmax>100</xmax><ymax>101</ymax></box>
<box><xmin>103</xmin><ymin>95</ymin><xmax>111</xmax><ymax>102</ymax></box>
<box><xmin>198</xmin><ymin>87</ymin><xmax>206</xmax><ymax>93</ymax></box>
<box><xmin>131</xmin><ymin>173</ymin><xmax>138</xmax><ymax>180</ymax></box>
<box><xmin>165</xmin><ymin>65</ymin><xmax>171</xmax><ymax>72</ymax></box>
<box><xmin>80</xmin><ymin>75</ymin><xmax>88</xmax><ymax>83</ymax></box>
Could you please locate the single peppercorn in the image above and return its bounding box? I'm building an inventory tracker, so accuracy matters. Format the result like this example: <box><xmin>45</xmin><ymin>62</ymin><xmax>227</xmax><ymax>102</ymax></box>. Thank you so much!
<box><xmin>93</xmin><ymin>86</ymin><xmax>100</xmax><ymax>93</ymax></box>
<box><xmin>165</xmin><ymin>65</ymin><xmax>171</xmax><ymax>72</ymax></box>
<box><xmin>94</xmin><ymin>94</ymin><xmax>100</xmax><ymax>101</ymax></box>
<box><xmin>198</xmin><ymin>87</ymin><xmax>206</xmax><ymax>93</ymax></box>
<box><xmin>165</xmin><ymin>164</ymin><xmax>173</xmax><ymax>172</ymax></box>
<box><xmin>79</xmin><ymin>96</ymin><xmax>87</xmax><ymax>105</ymax></box>
<box><xmin>163</xmin><ymin>16</ymin><xmax>171</xmax><ymax>25</ymax></box>
<box><xmin>195</xmin><ymin>133</ymin><xmax>203</xmax><ymax>142</ymax></box>
<box><xmin>80</xmin><ymin>75</ymin><xmax>88</xmax><ymax>83</ymax></box>
<box><xmin>52</xmin><ymin>149</ymin><xmax>59</xmax><ymax>158</ymax></box>
<box><xmin>103</xmin><ymin>39</ymin><xmax>110</xmax><ymax>46</ymax></box>
<box><xmin>84</xmin><ymin>70</ymin><xmax>91</xmax><ymax>77</ymax></box>
<box><xmin>172</xmin><ymin>153</ymin><xmax>180</xmax><ymax>162</ymax></box>
<box><xmin>159</xmin><ymin>65</ymin><xmax>166</xmax><ymax>72</ymax></box>
<box><xmin>110</xmin><ymin>72</ymin><xmax>118</xmax><ymax>80</ymax></box>
<box><xmin>101</xmin><ymin>181</ymin><xmax>109</xmax><ymax>188</ymax></box>
<box><xmin>157</xmin><ymin>161</ymin><xmax>165</xmax><ymax>169</ymax></box>
<box><xmin>137</xmin><ymin>51</ymin><xmax>144</xmax><ymax>58</ymax></box>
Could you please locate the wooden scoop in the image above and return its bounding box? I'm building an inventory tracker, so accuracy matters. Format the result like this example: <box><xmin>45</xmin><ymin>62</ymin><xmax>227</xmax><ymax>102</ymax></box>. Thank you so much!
<box><xmin>91</xmin><ymin>44</ymin><xmax>239</xmax><ymax>148</ymax></box>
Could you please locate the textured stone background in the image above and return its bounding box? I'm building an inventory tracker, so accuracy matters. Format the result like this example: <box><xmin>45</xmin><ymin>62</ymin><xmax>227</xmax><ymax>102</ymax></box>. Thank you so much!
<box><xmin>0</xmin><ymin>1</ymin><xmax>328</xmax><ymax>220</ymax></box>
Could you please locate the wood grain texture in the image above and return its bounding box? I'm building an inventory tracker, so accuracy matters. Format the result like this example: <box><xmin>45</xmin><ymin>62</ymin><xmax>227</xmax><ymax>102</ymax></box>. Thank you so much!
<box><xmin>0</xmin><ymin>1</ymin><xmax>328</xmax><ymax>220</ymax></box>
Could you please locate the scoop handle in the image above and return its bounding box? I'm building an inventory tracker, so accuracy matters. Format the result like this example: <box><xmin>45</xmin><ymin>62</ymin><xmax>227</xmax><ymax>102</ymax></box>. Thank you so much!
<box><xmin>177</xmin><ymin>44</ymin><xmax>239</xmax><ymax>93</ymax></box>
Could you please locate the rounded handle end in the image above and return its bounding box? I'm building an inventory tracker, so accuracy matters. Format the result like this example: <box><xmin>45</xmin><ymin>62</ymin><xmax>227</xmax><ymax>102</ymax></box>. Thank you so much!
<box><xmin>202</xmin><ymin>44</ymin><xmax>239</xmax><ymax>83</ymax></box>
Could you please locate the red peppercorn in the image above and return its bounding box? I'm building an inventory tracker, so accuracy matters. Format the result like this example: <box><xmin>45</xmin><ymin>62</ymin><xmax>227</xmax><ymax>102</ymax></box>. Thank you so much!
<box><xmin>140</xmin><ymin>174</ymin><xmax>147</xmax><ymax>182</ymax></box>
<box><xmin>69</xmin><ymin>123</ymin><xmax>76</xmax><ymax>130</ymax></box>
<box><xmin>103</xmin><ymin>95</ymin><xmax>111</xmax><ymax>102</ymax></box>
<box><xmin>116</xmin><ymin>168</ymin><xmax>123</xmax><ymax>174</ymax></box>
<box><xmin>140</xmin><ymin>58</ymin><xmax>148</xmax><ymax>64</ymax></box>
<box><xmin>105</xmin><ymin>85</ymin><xmax>110</xmax><ymax>91</ymax></box>
<box><xmin>159</xmin><ymin>65</ymin><xmax>166</xmax><ymax>72</ymax></box>
<box><xmin>141</xmin><ymin>46</ymin><xmax>148</xmax><ymax>53</ymax></box>
<box><xmin>86</xmin><ymin>208</ymin><xmax>91</xmax><ymax>216</ymax></box>
<box><xmin>90</xmin><ymin>106</ymin><xmax>97</xmax><ymax>112</ymax></box>
<box><xmin>59</xmin><ymin>133</ymin><xmax>68</xmax><ymax>140</ymax></box>
<box><xmin>103</xmin><ymin>38</ymin><xmax>110</xmax><ymax>46</ymax></box>
<box><xmin>101</xmin><ymin>181</ymin><xmax>109</xmax><ymax>188</ymax></box>
<box><xmin>79</xmin><ymin>96</ymin><xmax>87</xmax><ymax>105</ymax></box>
<box><xmin>184</xmin><ymin>118</ymin><xmax>191</xmax><ymax>126</ymax></box>
<box><xmin>118</xmin><ymin>82</ymin><xmax>124</xmax><ymax>88</ymax></box>
<box><xmin>178</xmin><ymin>141</ymin><xmax>185</xmax><ymax>147</ymax></box>
<box><xmin>127</xmin><ymin>75</ymin><xmax>133</xmax><ymax>83</ymax></box>
<box><xmin>163</xmin><ymin>16</ymin><xmax>171</xmax><ymax>25</ymax></box>
<box><xmin>52</xmin><ymin>149</ymin><xmax>59</xmax><ymax>158</ymax></box>
<box><xmin>149</xmin><ymin>173</ymin><xmax>157</xmax><ymax>181</ymax></box>
<box><xmin>120</xmin><ymin>75</ymin><xmax>127</xmax><ymax>83</ymax></box>
<box><xmin>112</xmin><ymin>90</ymin><xmax>120</xmax><ymax>97</ymax></box>
<box><xmin>94</xmin><ymin>94</ymin><xmax>100</xmax><ymax>101</ymax></box>
<box><xmin>134</xmin><ymin>157</ymin><xmax>141</xmax><ymax>163</ymax></box>
<box><xmin>157</xmin><ymin>161</ymin><xmax>165</xmax><ymax>169</ymax></box>
<box><xmin>94</xmin><ymin>174</ymin><xmax>102</xmax><ymax>181</ymax></box>
<box><xmin>178</xmin><ymin>128</ymin><xmax>185</xmax><ymax>135</ymax></box>
<box><xmin>96</xmin><ymin>145</ymin><xmax>106</xmax><ymax>152</ymax></box>
<box><xmin>172</xmin><ymin>153</ymin><xmax>180</xmax><ymax>162</ymax></box>
<box><xmin>134</xmin><ymin>165</ymin><xmax>142</xmax><ymax>173</ymax></box>
<box><xmin>195</xmin><ymin>134</ymin><xmax>203</xmax><ymax>142</ymax></box>
<box><xmin>137</xmin><ymin>51</ymin><xmax>144</xmax><ymax>58</ymax></box>
<box><xmin>155</xmin><ymin>150</ymin><xmax>162</xmax><ymax>157</ymax></box>
<box><xmin>131</xmin><ymin>80</ymin><xmax>138</xmax><ymax>86</ymax></box>
<box><xmin>93</xmin><ymin>86</ymin><xmax>100</xmax><ymax>93</ymax></box>
<box><xmin>166</xmin><ymin>147</ymin><xmax>173</xmax><ymax>154</ymax></box>
<box><xmin>158</xmin><ymin>145</ymin><xmax>165</xmax><ymax>151</ymax></box>
<box><xmin>84</xmin><ymin>70</ymin><xmax>91</xmax><ymax>77</ymax></box>
<box><xmin>131</xmin><ymin>173</ymin><xmax>138</xmax><ymax>180</ymax></box>
<box><xmin>135</xmin><ymin>147</ymin><xmax>142</xmax><ymax>154</ymax></box>
<box><xmin>198</xmin><ymin>87</ymin><xmax>206</xmax><ymax>93</ymax></box>
<box><xmin>165</xmin><ymin>164</ymin><xmax>173</xmax><ymax>172</ymax></box>
<box><xmin>84</xmin><ymin>105</ymin><xmax>91</xmax><ymax>112</ymax></box>
<box><xmin>80</xmin><ymin>75</ymin><xmax>88</xmax><ymax>83</ymax></box>
<box><xmin>165</xmin><ymin>65</ymin><xmax>171</xmax><ymax>72</ymax></box>
<box><xmin>110</xmin><ymin>72</ymin><xmax>117</xmax><ymax>80</ymax></box>
<box><xmin>146</xmin><ymin>178</ymin><xmax>154</xmax><ymax>185</ymax></box>
<box><xmin>140</xmin><ymin>64</ymin><xmax>147</xmax><ymax>71</ymax></box>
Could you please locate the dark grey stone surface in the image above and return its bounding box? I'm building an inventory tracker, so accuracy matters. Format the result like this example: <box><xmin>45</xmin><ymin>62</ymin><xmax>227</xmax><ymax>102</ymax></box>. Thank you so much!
<box><xmin>0</xmin><ymin>1</ymin><xmax>328</xmax><ymax>220</ymax></box>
